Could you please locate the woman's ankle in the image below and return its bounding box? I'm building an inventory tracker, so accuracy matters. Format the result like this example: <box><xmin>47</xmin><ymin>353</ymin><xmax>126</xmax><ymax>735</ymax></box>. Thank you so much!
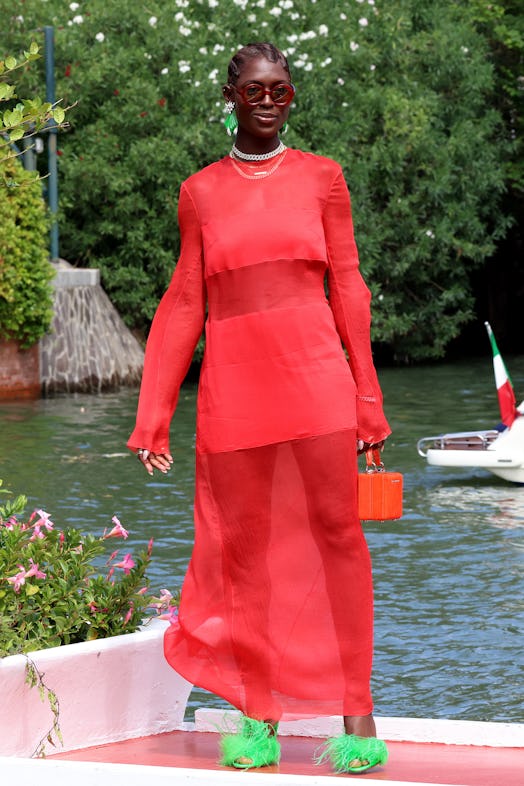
<box><xmin>343</xmin><ymin>713</ymin><xmax>376</xmax><ymax>737</ymax></box>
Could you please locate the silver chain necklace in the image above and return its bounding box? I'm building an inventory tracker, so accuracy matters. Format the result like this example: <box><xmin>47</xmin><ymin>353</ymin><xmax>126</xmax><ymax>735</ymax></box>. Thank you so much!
<box><xmin>231</xmin><ymin>141</ymin><xmax>286</xmax><ymax>162</ymax></box>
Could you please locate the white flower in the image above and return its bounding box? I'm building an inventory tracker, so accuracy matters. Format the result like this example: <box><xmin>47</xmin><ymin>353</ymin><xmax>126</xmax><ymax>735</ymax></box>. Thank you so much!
<box><xmin>256</xmin><ymin>0</ymin><xmax>266</xmax><ymax>6</ymax></box>
<box><xmin>178</xmin><ymin>60</ymin><xmax>191</xmax><ymax>73</ymax></box>
<box><xmin>461</xmin><ymin>46</ymin><xmax>469</xmax><ymax>53</ymax></box>
<box><xmin>72</xmin><ymin>14</ymin><xmax>83</xmax><ymax>24</ymax></box>
<box><xmin>209</xmin><ymin>68</ymin><xmax>219</xmax><ymax>80</ymax></box>
<box><xmin>299</xmin><ymin>30</ymin><xmax>316</xmax><ymax>40</ymax></box>
<box><xmin>340</xmin><ymin>13</ymin><xmax>347</xmax><ymax>20</ymax></box>
<box><xmin>179</xmin><ymin>25</ymin><xmax>191</xmax><ymax>35</ymax></box>
<box><xmin>95</xmin><ymin>32</ymin><xmax>105</xmax><ymax>42</ymax></box>
<box><xmin>287</xmin><ymin>33</ymin><xmax>298</xmax><ymax>43</ymax></box>
<box><xmin>279</xmin><ymin>0</ymin><xmax>293</xmax><ymax>8</ymax></box>
<box><xmin>144</xmin><ymin>52</ymin><xmax>152</xmax><ymax>59</ymax></box>
<box><xmin>213</xmin><ymin>43</ymin><xmax>225</xmax><ymax>53</ymax></box>
<box><xmin>359</xmin><ymin>18</ymin><xmax>369</xmax><ymax>27</ymax></box>
<box><xmin>209</xmin><ymin>0</ymin><xmax>219</xmax><ymax>5</ymax></box>
<box><xmin>208</xmin><ymin>22</ymin><xmax>216</xmax><ymax>30</ymax></box>
<box><xmin>286</xmin><ymin>47</ymin><xmax>296</xmax><ymax>55</ymax></box>
<box><xmin>290</xmin><ymin>11</ymin><xmax>299</xmax><ymax>19</ymax></box>
<box><xmin>15</xmin><ymin>14</ymin><xmax>24</xmax><ymax>22</ymax></box>
<box><xmin>337</xmin><ymin>77</ymin><xmax>345</xmax><ymax>85</ymax></box>
<box><xmin>294</xmin><ymin>59</ymin><xmax>306</xmax><ymax>69</ymax></box>
<box><xmin>425</xmin><ymin>230</ymin><xmax>435</xmax><ymax>238</ymax></box>
<box><xmin>370</xmin><ymin>64</ymin><xmax>376</xmax><ymax>71</ymax></box>
<box><xmin>248</xmin><ymin>13</ymin><xmax>256</xmax><ymax>21</ymax></box>
<box><xmin>161</xmin><ymin>67</ymin><xmax>169</xmax><ymax>75</ymax></box>
<box><xmin>69</xmin><ymin>2</ymin><xmax>79</xmax><ymax>9</ymax></box>
<box><xmin>321</xmin><ymin>57</ymin><xmax>332</xmax><ymax>67</ymax></box>
<box><xmin>199</xmin><ymin>47</ymin><xmax>208</xmax><ymax>55</ymax></box>
<box><xmin>148</xmin><ymin>16</ymin><xmax>157</xmax><ymax>27</ymax></box>
<box><xmin>368</xmin><ymin>0</ymin><xmax>375</xmax><ymax>4</ymax></box>
<box><xmin>318</xmin><ymin>24</ymin><xmax>328</xmax><ymax>36</ymax></box>
<box><xmin>350</xmin><ymin>41</ymin><xmax>359</xmax><ymax>52</ymax></box>
<box><xmin>304</xmin><ymin>62</ymin><xmax>313</xmax><ymax>71</ymax></box>
<box><xmin>261</xmin><ymin>20</ymin><xmax>268</xmax><ymax>26</ymax></box>
<box><xmin>269</xmin><ymin>6</ymin><xmax>282</xmax><ymax>15</ymax></box>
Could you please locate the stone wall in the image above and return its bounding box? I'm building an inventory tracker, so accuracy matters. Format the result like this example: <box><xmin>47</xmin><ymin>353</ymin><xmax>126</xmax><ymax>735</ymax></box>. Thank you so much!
<box><xmin>39</xmin><ymin>263</ymin><xmax>144</xmax><ymax>395</ymax></box>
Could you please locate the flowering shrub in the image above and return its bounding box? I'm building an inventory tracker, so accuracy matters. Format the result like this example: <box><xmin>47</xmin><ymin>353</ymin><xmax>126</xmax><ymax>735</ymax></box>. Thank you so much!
<box><xmin>0</xmin><ymin>481</ymin><xmax>178</xmax><ymax>656</ymax></box>
<box><xmin>3</xmin><ymin>0</ymin><xmax>519</xmax><ymax>359</ymax></box>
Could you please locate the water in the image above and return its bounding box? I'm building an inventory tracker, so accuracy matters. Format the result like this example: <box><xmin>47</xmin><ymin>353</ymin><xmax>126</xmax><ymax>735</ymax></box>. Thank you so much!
<box><xmin>1</xmin><ymin>357</ymin><xmax>523</xmax><ymax>723</ymax></box>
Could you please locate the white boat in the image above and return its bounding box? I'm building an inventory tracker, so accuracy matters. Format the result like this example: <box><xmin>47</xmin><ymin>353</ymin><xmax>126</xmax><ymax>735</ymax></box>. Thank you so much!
<box><xmin>417</xmin><ymin>323</ymin><xmax>524</xmax><ymax>483</ymax></box>
<box><xmin>417</xmin><ymin>404</ymin><xmax>524</xmax><ymax>483</ymax></box>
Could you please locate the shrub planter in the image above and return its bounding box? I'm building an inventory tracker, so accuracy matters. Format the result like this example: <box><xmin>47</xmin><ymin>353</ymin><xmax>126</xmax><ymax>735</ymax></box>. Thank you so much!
<box><xmin>0</xmin><ymin>619</ymin><xmax>192</xmax><ymax>757</ymax></box>
<box><xmin>0</xmin><ymin>339</ymin><xmax>40</xmax><ymax>400</ymax></box>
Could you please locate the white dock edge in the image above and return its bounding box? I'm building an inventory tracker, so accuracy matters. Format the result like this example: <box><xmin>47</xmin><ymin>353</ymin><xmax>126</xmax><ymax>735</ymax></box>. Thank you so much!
<box><xmin>194</xmin><ymin>708</ymin><xmax>524</xmax><ymax>748</ymax></box>
<box><xmin>0</xmin><ymin>757</ymin><xmax>464</xmax><ymax>786</ymax></box>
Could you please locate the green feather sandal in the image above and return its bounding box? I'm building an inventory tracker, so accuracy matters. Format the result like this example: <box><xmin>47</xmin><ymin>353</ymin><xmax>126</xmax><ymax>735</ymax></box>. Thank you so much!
<box><xmin>314</xmin><ymin>733</ymin><xmax>388</xmax><ymax>774</ymax></box>
<box><xmin>220</xmin><ymin>716</ymin><xmax>280</xmax><ymax>769</ymax></box>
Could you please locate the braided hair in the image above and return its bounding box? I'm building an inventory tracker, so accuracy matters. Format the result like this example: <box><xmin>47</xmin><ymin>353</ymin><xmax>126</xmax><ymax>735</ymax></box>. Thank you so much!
<box><xmin>226</xmin><ymin>42</ymin><xmax>291</xmax><ymax>85</ymax></box>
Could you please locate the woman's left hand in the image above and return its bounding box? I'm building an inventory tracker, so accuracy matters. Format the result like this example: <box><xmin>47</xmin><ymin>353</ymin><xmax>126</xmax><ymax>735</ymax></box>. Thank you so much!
<box><xmin>357</xmin><ymin>439</ymin><xmax>385</xmax><ymax>455</ymax></box>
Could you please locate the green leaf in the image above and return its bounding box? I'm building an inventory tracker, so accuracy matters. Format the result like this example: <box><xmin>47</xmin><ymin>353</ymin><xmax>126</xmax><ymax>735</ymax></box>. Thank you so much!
<box><xmin>5</xmin><ymin>57</ymin><xmax>16</xmax><ymax>71</ymax></box>
<box><xmin>0</xmin><ymin>84</ymin><xmax>16</xmax><ymax>101</ymax></box>
<box><xmin>29</xmin><ymin>42</ymin><xmax>40</xmax><ymax>56</ymax></box>
<box><xmin>25</xmin><ymin>584</ymin><xmax>40</xmax><ymax>596</ymax></box>
<box><xmin>9</xmin><ymin>127</ymin><xmax>24</xmax><ymax>142</ymax></box>
<box><xmin>52</xmin><ymin>107</ymin><xmax>65</xmax><ymax>124</ymax></box>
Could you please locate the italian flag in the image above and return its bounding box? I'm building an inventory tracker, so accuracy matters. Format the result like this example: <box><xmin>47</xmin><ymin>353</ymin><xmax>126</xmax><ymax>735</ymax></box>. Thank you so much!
<box><xmin>485</xmin><ymin>321</ymin><xmax>519</xmax><ymax>428</ymax></box>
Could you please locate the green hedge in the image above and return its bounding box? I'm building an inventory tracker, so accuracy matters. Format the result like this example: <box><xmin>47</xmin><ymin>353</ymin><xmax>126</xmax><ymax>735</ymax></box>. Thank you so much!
<box><xmin>3</xmin><ymin>0</ymin><xmax>520</xmax><ymax>359</ymax></box>
<box><xmin>0</xmin><ymin>158</ymin><xmax>53</xmax><ymax>347</ymax></box>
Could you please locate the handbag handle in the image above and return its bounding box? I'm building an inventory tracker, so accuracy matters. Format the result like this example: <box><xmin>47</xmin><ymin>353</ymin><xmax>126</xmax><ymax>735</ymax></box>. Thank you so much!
<box><xmin>365</xmin><ymin>448</ymin><xmax>385</xmax><ymax>473</ymax></box>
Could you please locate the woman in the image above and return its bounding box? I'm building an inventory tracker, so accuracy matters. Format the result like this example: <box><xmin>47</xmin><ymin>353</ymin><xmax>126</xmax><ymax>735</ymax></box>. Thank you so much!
<box><xmin>128</xmin><ymin>42</ymin><xmax>390</xmax><ymax>774</ymax></box>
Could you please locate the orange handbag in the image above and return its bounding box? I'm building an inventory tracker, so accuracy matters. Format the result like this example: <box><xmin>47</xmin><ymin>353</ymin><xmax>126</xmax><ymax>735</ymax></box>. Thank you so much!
<box><xmin>358</xmin><ymin>449</ymin><xmax>403</xmax><ymax>521</ymax></box>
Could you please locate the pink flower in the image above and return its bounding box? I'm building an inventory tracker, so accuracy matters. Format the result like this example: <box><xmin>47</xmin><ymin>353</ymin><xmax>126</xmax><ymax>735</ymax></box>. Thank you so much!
<box><xmin>147</xmin><ymin>538</ymin><xmax>154</xmax><ymax>556</ymax></box>
<box><xmin>25</xmin><ymin>559</ymin><xmax>46</xmax><ymax>580</ymax></box>
<box><xmin>123</xmin><ymin>603</ymin><xmax>134</xmax><ymax>625</ymax></box>
<box><xmin>103</xmin><ymin>515</ymin><xmax>129</xmax><ymax>539</ymax></box>
<box><xmin>159</xmin><ymin>606</ymin><xmax>179</xmax><ymax>625</ymax></box>
<box><xmin>148</xmin><ymin>589</ymin><xmax>174</xmax><ymax>611</ymax></box>
<box><xmin>30</xmin><ymin>509</ymin><xmax>54</xmax><ymax>541</ymax></box>
<box><xmin>34</xmin><ymin>509</ymin><xmax>54</xmax><ymax>531</ymax></box>
<box><xmin>115</xmin><ymin>554</ymin><xmax>135</xmax><ymax>575</ymax></box>
<box><xmin>7</xmin><ymin>566</ymin><xmax>27</xmax><ymax>593</ymax></box>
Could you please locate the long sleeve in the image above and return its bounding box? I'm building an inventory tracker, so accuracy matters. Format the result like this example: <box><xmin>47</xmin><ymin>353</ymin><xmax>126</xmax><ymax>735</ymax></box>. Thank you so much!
<box><xmin>323</xmin><ymin>168</ymin><xmax>391</xmax><ymax>444</ymax></box>
<box><xmin>127</xmin><ymin>183</ymin><xmax>206</xmax><ymax>454</ymax></box>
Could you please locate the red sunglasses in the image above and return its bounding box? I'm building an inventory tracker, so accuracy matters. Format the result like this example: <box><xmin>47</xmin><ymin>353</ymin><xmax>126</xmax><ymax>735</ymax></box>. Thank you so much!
<box><xmin>234</xmin><ymin>82</ymin><xmax>296</xmax><ymax>107</ymax></box>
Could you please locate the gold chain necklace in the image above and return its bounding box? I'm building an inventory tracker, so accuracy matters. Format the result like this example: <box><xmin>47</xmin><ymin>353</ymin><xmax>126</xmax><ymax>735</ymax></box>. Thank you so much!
<box><xmin>229</xmin><ymin>149</ymin><xmax>287</xmax><ymax>180</ymax></box>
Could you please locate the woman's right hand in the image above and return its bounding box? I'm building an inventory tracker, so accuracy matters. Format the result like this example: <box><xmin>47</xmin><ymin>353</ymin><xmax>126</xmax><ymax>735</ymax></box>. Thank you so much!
<box><xmin>136</xmin><ymin>449</ymin><xmax>173</xmax><ymax>476</ymax></box>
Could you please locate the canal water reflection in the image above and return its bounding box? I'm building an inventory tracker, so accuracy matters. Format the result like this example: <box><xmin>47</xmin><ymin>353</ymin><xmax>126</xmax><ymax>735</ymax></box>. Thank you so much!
<box><xmin>1</xmin><ymin>357</ymin><xmax>523</xmax><ymax>723</ymax></box>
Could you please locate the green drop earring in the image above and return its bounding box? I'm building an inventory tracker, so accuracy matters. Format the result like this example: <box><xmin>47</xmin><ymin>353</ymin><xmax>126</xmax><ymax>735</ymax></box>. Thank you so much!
<box><xmin>224</xmin><ymin>101</ymin><xmax>238</xmax><ymax>136</ymax></box>
<box><xmin>280</xmin><ymin>122</ymin><xmax>288</xmax><ymax>135</ymax></box>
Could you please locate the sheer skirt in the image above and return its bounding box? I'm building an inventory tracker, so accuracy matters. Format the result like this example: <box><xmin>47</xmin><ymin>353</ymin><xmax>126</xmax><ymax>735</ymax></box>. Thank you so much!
<box><xmin>164</xmin><ymin>428</ymin><xmax>374</xmax><ymax>721</ymax></box>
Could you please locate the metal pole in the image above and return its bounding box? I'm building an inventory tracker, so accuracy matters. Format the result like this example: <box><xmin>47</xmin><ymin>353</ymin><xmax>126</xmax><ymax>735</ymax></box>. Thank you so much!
<box><xmin>44</xmin><ymin>25</ymin><xmax>59</xmax><ymax>261</ymax></box>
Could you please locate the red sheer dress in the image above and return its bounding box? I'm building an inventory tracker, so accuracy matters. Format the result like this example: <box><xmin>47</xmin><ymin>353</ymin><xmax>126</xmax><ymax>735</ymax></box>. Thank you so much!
<box><xmin>128</xmin><ymin>149</ymin><xmax>390</xmax><ymax>721</ymax></box>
